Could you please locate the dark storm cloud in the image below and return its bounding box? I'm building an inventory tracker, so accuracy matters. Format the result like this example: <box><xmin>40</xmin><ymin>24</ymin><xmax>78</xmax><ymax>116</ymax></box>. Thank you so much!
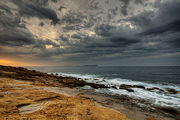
<box><xmin>71</xmin><ymin>34</ymin><xmax>82</xmax><ymax>40</ymax></box>
<box><xmin>127</xmin><ymin>0</ymin><xmax>180</xmax><ymax>58</ymax></box>
<box><xmin>62</xmin><ymin>25</ymin><xmax>83</xmax><ymax>31</ymax></box>
<box><xmin>0</xmin><ymin>7</ymin><xmax>35</xmax><ymax>47</ymax></box>
<box><xmin>170</xmin><ymin>39</ymin><xmax>180</xmax><ymax>48</ymax></box>
<box><xmin>130</xmin><ymin>0</ymin><xmax>180</xmax><ymax>29</ymax></box>
<box><xmin>108</xmin><ymin>7</ymin><xmax>118</xmax><ymax>16</ymax></box>
<box><xmin>120</xmin><ymin>0</ymin><xmax>130</xmax><ymax>16</ymax></box>
<box><xmin>0</xmin><ymin>0</ymin><xmax>180</xmax><ymax>66</ymax></box>
<box><xmin>154</xmin><ymin>0</ymin><xmax>180</xmax><ymax>24</ymax></box>
<box><xmin>0</xmin><ymin>1</ymin><xmax>35</xmax><ymax>47</ymax></box>
<box><xmin>0</xmin><ymin>5</ymin><xmax>21</xmax><ymax>28</ymax></box>
<box><xmin>0</xmin><ymin>2</ymin><xmax>55</xmax><ymax>51</ymax></box>
<box><xmin>0</xmin><ymin>30</ymin><xmax>35</xmax><ymax>46</ymax></box>
<box><xmin>94</xmin><ymin>24</ymin><xmax>116</xmax><ymax>37</ymax></box>
<box><xmin>129</xmin><ymin>11</ymin><xmax>155</xmax><ymax>28</ymax></box>
<box><xmin>110</xmin><ymin>37</ymin><xmax>139</xmax><ymax>46</ymax></box>
<box><xmin>45</xmin><ymin>39</ymin><xmax>60</xmax><ymax>47</ymax></box>
<box><xmin>12</xmin><ymin>0</ymin><xmax>59</xmax><ymax>25</ymax></box>
<box><xmin>138</xmin><ymin>19</ymin><xmax>180</xmax><ymax>36</ymax></box>
<box><xmin>61</xmin><ymin>10</ymin><xmax>86</xmax><ymax>24</ymax></box>
<box><xmin>60</xmin><ymin>11</ymin><xmax>89</xmax><ymax>31</ymax></box>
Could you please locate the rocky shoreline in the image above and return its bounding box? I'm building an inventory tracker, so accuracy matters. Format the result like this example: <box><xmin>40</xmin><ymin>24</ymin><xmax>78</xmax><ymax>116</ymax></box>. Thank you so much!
<box><xmin>0</xmin><ymin>65</ymin><xmax>179</xmax><ymax>120</ymax></box>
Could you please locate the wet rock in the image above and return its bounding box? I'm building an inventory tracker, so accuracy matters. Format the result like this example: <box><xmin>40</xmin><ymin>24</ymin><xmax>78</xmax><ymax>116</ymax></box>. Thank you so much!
<box><xmin>119</xmin><ymin>84</ymin><xmax>134</xmax><ymax>92</ymax></box>
<box><xmin>146</xmin><ymin>87</ymin><xmax>164</xmax><ymax>92</ymax></box>
<box><xmin>87</xmin><ymin>83</ymin><xmax>110</xmax><ymax>89</ymax></box>
<box><xmin>119</xmin><ymin>84</ymin><xmax>130</xmax><ymax>89</ymax></box>
<box><xmin>126</xmin><ymin>88</ymin><xmax>134</xmax><ymax>92</ymax></box>
<box><xmin>102</xmin><ymin>99</ymin><xmax>115</xmax><ymax>105</ymax></box>
<box><xmin>119</xmin><ymin>84</ymin><xmax>145</xmax><ymax>89</ymax></box>
<box><xmin>132</xmin><ymin>85</ymin><xmax>145</xmax><ymax>89</ymax></box>
<box><xmin>155</xmin><ymin>106</ymin><xmax>179</xmax><ymax>116</ymax></box>
<box><xmin>111</xmin><ymin>86</ymin><xmax>117</xmax><ymax>89</ymax></box>
<box><xmin>166</xmin><ymin>88</ymin><xmax>179</xmax><ymax>94</ymax></box>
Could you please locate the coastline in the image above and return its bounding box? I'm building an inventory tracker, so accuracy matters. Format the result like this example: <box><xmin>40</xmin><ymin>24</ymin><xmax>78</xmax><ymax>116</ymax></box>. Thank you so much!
<box><xmin>0</xmin><ymin>65</ymin><xmax>178</xmax><ymax>120</ymax></box>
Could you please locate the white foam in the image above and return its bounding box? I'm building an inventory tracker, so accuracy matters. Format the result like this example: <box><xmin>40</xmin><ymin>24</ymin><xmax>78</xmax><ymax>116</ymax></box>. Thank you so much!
<box><xmin>55</xmin><ymin>72</ymin><xmax>180</xmax><ymax>109</ymax></box>
<box><xmin>56</xmin><ymin>73</ymin><xmax>100</xmax><ymax>79</ymax></box>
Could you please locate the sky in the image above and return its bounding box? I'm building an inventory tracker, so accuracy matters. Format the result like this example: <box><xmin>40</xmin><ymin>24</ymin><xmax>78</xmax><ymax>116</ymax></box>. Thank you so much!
<box><xmin>0</xmin><ymin>0</ymin><xmax>180</xmax><ymax>66</ymax></box>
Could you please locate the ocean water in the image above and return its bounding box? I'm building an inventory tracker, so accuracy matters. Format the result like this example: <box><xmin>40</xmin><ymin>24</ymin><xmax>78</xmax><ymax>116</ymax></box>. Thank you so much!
<box><xmin>27</xmin><ymin>66</ymin><xmax>180</xmax><ymax>109</ymax></box>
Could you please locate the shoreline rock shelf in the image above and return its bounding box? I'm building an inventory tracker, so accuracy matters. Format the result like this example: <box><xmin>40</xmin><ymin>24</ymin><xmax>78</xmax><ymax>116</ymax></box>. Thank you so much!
<box><xmin>0</xmin><ymin>65</ymin><xmax>179</xmax><ymax>120</ymax></box>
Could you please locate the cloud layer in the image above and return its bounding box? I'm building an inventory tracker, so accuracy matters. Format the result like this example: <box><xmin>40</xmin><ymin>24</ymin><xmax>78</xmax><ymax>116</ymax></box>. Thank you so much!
<box><xmin>0</xmin><ymin>0</ymin><xmax>180</xmax><ymax>66</ymax></box>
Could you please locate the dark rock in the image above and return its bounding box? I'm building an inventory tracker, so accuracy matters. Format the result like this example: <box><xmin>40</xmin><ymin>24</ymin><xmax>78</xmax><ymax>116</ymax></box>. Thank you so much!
<box><xmin>155</xmin><ymin>106</ymin><xmax>179</xmax><ymax>116</ymax></box>
<box><xmin>0</xmin><ymin>94</ymin><xmax>4</xmax><ymax>97</ymax></box>
<box><xmin>119</xmin><ymin>84</ymin><xmax>145</xmax><ymax>89</ymax></box>
<box><xmin>119</xmin><ymin>84</ymin><xmax>134</xmax><ymax>92</ymax></box>
<box><xmin>103</xmin><ymin>99</ymin><xmax>115</xmax><ymax>105</ymax></box>
<box><xmin>125</xmin><ymin>88</ymin><xmax>134</xmax><ymax>92</ymax></box>
<box><xmin>166</xmin><ymin>88</ymin><xmax>179</xmax><ymax>94</ymax></box>
<box><xmin>88</xmin><ymin>83</ymin><xmax>110</xmax><ymax>89</ymax></box>
<box><xmin>16</xmin><ymin>103</ymin><xmax>31</xmax><ymax>108</ymax></box>
<box><xmin>119</xmin><ymin>84</ymin><xmax>130</xmax><ymax>89</ymax></box>
<box><xmin>111</xmin><ymin>86</ymin><xmax>117</xmax><ymax>89</ymax></box>
<box><xmin>146</xmin><ymin>87</ymin><xmax>164</xmax><ymax>92</ymax></box>
<box><xmin>132</xmin><ymin>85</ymin><xmax>145</xmax><ymax>89</ymax></box>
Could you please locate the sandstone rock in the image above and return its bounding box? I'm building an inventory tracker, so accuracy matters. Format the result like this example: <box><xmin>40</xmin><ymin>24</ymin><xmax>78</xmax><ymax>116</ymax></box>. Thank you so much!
<box><xmin>0</xmin><ymin>94</ymin><xmax>4</xmax><ymax>97</ymax></box>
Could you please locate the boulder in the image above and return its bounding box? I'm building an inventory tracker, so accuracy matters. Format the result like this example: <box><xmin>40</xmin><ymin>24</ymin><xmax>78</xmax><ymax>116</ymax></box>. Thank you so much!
<box><xmin>111</xmin><ymin>86</ymin><xmax>117</xmax><ymax>89</ymax></box>
<box><xmin>166</xmin><ymin>88</ymin><xmax>179</xmax><ymax>94</ymax></box>
<box><xmin>88</xmin><ymin>83</ymin><xmax>110</xmax><ymax>89</ymax></box>
<box><xmin>146</xmin><ymin>87</ymin><xmax>164</xmax><ymax>92</ymax></box>
<box><xmin>125</xmin><ymin>88</ymin><xmax>134</xmax><ymax>92</ymax></box>
<box><xmin>119</xmin><ymin>84</ymin><xmax>145</xmax><ymax>89</ymax></box>
<box><xmin>119</xmin><ymin>84</ymin><xmax>134</xmax><ymax>92</ymax></box>
<box><xmin>132</xmin><ymin>85</ymin><xmax>145</xmax><ymax>89</ymax></box>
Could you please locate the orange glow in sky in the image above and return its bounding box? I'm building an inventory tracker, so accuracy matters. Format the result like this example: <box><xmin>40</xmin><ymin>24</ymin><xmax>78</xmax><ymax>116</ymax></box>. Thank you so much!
<box><xmin>0</xmin><ymin>59</ymin><xmax>43</xmax><ymax>66</ymax></box>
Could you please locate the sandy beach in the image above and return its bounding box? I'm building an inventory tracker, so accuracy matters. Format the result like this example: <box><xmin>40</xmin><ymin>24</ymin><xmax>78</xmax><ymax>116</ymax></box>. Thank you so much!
<box><xmin>0</xmin><ymin>65</ymin><xmax>177</xmax><ymax>120</ymax></box>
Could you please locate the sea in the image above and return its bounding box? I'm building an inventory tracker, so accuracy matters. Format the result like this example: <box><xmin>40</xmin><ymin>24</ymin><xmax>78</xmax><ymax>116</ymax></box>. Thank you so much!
<box><xmin>27</xmin><ymin>66</ymin><xmax>180</xmax><ymax>110</ymax></box>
